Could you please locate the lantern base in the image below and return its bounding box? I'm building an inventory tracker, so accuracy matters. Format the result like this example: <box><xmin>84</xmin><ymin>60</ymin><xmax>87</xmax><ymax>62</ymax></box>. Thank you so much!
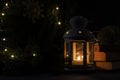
<box><xmin>64</xmin><ymin>64</ymin><xmax>95</xmax><ymax>72</ymax></box>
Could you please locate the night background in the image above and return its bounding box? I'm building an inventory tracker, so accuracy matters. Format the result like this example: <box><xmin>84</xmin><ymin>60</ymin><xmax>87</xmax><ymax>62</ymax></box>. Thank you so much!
<box><xmin>0</xmin><ymin>0</ymin><xmax>120</xmax><ymax>77</ymax></box>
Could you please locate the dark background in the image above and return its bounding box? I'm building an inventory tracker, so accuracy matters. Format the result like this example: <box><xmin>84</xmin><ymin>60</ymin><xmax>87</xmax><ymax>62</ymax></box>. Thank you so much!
<box><xmin>0</xmin><ymin>0</ymin><xmax>120</xmax><ymax>75</ymax></box>
<box><xmin>72</xmin><ymin>1</ymin><xmax>120</xmax><ymax>30</ymax></box>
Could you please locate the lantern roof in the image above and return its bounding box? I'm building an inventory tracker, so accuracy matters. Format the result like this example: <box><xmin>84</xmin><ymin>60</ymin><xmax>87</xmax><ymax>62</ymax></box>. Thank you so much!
<box><xmin>64</xmin><ymin>16</ymin><xmax>95</xmax><ymax>41</ymax></box>
<box><xmin>64</xmin><ymin>28</ymin><xmax>95</xmax><ymax>41</ymax></box>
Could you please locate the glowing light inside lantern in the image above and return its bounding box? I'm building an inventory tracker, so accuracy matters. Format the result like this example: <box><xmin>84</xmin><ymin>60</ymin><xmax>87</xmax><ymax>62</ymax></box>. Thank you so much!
<box><xmin>81</xmin><ymin>56</ymin><xmax>83</xmax><ymax>58</ymax></box>
<box><xmin>77</xmin><ymin>56</ymin><xmax>81</xmax><ymax>60</ymax></box>
<box><xmin>76</xmin><ymin>55</ymin><xmax>83</xmax><ymax>61</ymax></box>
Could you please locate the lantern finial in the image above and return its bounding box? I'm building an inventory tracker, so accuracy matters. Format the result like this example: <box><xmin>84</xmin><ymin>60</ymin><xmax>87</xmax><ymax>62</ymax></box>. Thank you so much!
<box><xmin>70</xmin><ymin>16</ymin><xmax>88</xmax><ymax>29</ymax></box>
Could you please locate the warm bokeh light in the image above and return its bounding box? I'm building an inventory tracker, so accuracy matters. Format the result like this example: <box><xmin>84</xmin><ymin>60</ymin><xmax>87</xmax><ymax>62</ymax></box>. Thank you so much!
<box><xmin>11</xmin><ymin>54</ymin><xmax>15</xmax><ymax>58</ymax></box>
<box><xmin>56</xmin><ymin>6</ymin><xmax>59</xmax><ymax>10</ymax></box>
<box><xmin>2</xmin><ymin>38</ymin><xmax>6</xmax><ymax>41</ymax></box>
<box><xmin>5</xmin><ymin>3</ymin><xmax>8</xmax><ymax>7</ymax></box>
<box><xmin>76</xmin><ymin>55</ymin><xmax>83</xmax><ymax>61</ymax></box>
<box><xmin>77</xmin><ymin>56</ymin><xmax>81</xmax><ymax>60</ymax></box>
<box><xmin>33</xmin><ymin>53</ymin><xmax>36</xmax><ymax>57</ymax></box>
<box><xmin>4</xmin><ymin>48</ymin><xmax>8</xmax><ymax>52</ymax></box>
<box><xmin>1</xmin><ymin>13</ymin><xmax>5</xmax><ymax>16</ymax></box>
<box><xmin>81</xmin><ymin>56</ymin><xmax>83</xmax><ymax>58</ymax></box>
<box><xmin>58</xmin><ymin>21</ymin><xmax>61</xmax><ymax>25</ymax></box>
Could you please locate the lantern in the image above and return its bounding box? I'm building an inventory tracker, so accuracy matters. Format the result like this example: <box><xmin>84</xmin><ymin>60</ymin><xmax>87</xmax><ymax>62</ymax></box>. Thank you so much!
<box><xmin>63</xmin><ymin>16</ymin><xmax>96</xmax><ymax>70</ymax></box>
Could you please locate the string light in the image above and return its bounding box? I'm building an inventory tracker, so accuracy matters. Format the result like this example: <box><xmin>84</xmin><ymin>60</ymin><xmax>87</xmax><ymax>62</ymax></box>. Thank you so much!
<box><xmin>1</xmin><ymin>13</ymin><xmax>5</xmax><ymax>16</ymax></box>
<box><xmin>11</xmin><ymin>54</ymin><xmax>15</xmax><ymax>58</ymax></box>
<box><xmin>56</xmin><ymin>6</ymin><xmax>59</xmax><ymax>10</ymax></box>
<box><xmin>57</xmin><ymin>21</ymin><xmax>61</xmax><ymax>25</ymax></box>
<box><xmin>5</xmin><ymin>3</ymin><xmax>8</xmax><ymax>7</ymax></box>
<box><xmin>33</xmin><ymin>53</ymin><xmax>36</xmax><ymax>57</ymax></box>
<box><xmin>2</xmin><ymin>38</ymin><xmax>6</xmax><ymax>41</ymax></box>
<box><xmin>4</xmin><ymin>48</ymin><xmax>8</xmax><ymax>52</ymax></box>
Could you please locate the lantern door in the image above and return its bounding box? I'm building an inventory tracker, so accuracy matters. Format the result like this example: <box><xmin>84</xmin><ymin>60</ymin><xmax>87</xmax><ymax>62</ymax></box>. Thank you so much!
<box><xmin>72</xmin><ymin>41</ymin><xmax>94</xmax><ymax>65</ymax></box>
<box><xmin>72</xmin><ymin>42</ymin><xmax>84</xmax><ymax>65</ymax></box>
<box><xmin>64</xmin><ymin>41</ymin><xmax>94</xmax><ymax>66</ymax></box>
